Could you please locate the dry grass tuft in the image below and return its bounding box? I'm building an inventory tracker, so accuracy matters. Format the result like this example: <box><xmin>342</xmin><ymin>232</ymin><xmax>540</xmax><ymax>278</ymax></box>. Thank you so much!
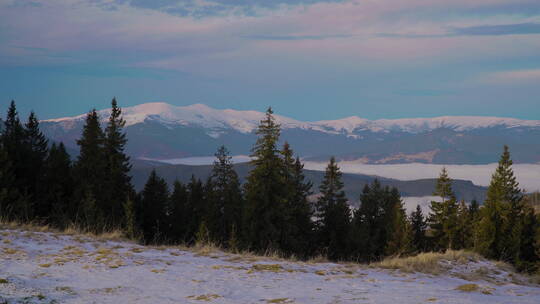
<box><xmin>38</xmin><ymin>263</ymin><xmax>52</xmax><ymax>268</ymax></box>
<box><xmin>455</xmin><ymin>283</ymin><xmax>480</xmax><ymax>292</ymax></box>
<box><xmin>373</xmin><ymin>250</ymin><xmax>480</xmax><ymax>275</ymax></box>
<box><xmin>187</xmin><ymin>294</ymin><xmax>222</xmax><ymax>301</ymax></box>
<box><xmin>249</xmin><ymin>264</ymin><xmax>284</xmax><ymax>273</ymax></box>
<box><xmin>0</xmin><ymin>219</ymin><xmax>128</xmax><ymax>242</ymax></box>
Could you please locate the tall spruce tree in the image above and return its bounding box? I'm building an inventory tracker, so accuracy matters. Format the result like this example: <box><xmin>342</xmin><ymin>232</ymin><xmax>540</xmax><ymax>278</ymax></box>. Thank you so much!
<box><xmin>384</xmin><ymin>187</ymin><xmax>411</xmax><ymax>257</ymax></box>
<box><xmin>104</xmin><ymin>98</ymin><xmax>134</xmax><ymax>228</ymax></box>
<box><xmin>168</xmin><ymin>180</ymin><xmax>189</xmax><ymax>242</ymax></box>
<box><xmin>280</xmin><ymin>143</ymin><xmax>314</xmax><ymax>257</ymax></box>
<box><xmin>243</xmin><ymin>107</ymin><xmax>286</xmax><ymax>252</ymax></box>
<box><xmin>476</xmin><ymin>146</ymin><xmax>524</xmax><ymax>262</ymax></box>
<box><xmin>352</xmin><ymin>180</ymin><xmax>386</xmax><ymax>260</ymax></box>
<box><xmin>428</xmin><ymin>167</ymin><xmax>459</xmax><ymax>251</ymax></box>
<box><xmin>353</xmin><ymin>181</ymin><xmax>409</xmax><ymax>260</ymax></box>
<box><xmin>1</xmin><ymin>101</ymin><xmax>30</xmax><ymax>220</ymax></box>
<box><xmin>42</xmin><ymin>143</ymin><xmax>73</xmax><ymax>227</ymax></box>
<box><xmin>410</xmin><ymin>205</ymin><xmax>427</xmax><ymax>253</ymax></box>
<box><xmin>183</xmin><ymin>176</ymin><xmax>206</xmax><ymax>244</ymax></box>
<box><xmin>140</xmin><ymin>170</ymin><xmax>169</xmax><ymax>244</ymax></box>
<box><xmin>207</xmin><ymin>146</ymin><xmax>243</xmax><ymax>247</ymax></box>
<box><xmin>316</xmin><ymin>157</ymin><xmax>351</xmax><ymax>260</ymax></box>
<box><xmin>515</xmin><ymin>206</ymin><xmax>539</xmax><ymax>272</ymax></box>
<box><xmin>454</xmin><ymin>200</ymin><xmax>471</xmax><ymax>250</ymax></box>
<box><xmin>74</xmin><ymin>109</ymin><xmax>106</xmax><ymax>230</ymax></box>
<box><xmin>0</xmin><ymin>146</ymin><xmax>17</xmax><ymax>218</ymax></box>
<box><xmin>25</xmin><ymin>111</ymin><xmax>49</xmax><ymax>220</ymax></box>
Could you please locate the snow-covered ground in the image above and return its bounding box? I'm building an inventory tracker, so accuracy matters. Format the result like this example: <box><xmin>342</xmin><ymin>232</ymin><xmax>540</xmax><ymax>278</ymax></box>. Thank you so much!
<box><xmin>1</xmin><ymin>228</ymin><xmax>539</xmax><ymax>304</ymax></box>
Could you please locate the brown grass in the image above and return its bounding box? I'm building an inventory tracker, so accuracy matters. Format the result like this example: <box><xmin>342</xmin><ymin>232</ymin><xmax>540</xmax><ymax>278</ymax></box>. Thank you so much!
<box><xmin>372</xmin><ymin>250</ymin><xmax>481</xmax><ymax>275</ymax></box>
<box><xmin>0</xmin><ymin>219</ymin><xmax>127</xmax><ymax>243</ymax></box>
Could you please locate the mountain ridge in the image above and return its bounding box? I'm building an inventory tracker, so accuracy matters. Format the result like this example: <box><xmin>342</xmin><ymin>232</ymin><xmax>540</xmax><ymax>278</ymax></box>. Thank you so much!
<box><xmin>43</xmin><ymin>102</ymin><xmax>540</xmax><ymax>135</ymax></box>
<box><xmin>40</xmin><ymin>102</ymin><xmax>540</xmax><ymax>164</ymax></box>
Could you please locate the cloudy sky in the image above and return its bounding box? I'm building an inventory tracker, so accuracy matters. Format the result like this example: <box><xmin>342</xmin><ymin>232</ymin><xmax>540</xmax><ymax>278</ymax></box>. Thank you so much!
<box><xmin>1</xmin><ymin>0</ymin><xmax>539</xmax><ymax>120</ymax></box>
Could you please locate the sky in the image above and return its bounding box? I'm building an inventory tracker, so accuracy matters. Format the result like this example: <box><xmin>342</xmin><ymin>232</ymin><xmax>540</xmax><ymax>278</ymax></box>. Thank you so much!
<box><xmin>1</xmin><ymin>0</ymin><xmax>539</xmax><ymax>121</ymax></box>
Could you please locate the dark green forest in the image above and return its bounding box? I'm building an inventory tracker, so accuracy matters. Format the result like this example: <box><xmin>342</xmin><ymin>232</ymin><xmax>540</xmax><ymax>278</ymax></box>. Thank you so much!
<box><xmin>1</xmin><ymin>100</ymin><xmax>538</xmax><ymax>273</ymax></box>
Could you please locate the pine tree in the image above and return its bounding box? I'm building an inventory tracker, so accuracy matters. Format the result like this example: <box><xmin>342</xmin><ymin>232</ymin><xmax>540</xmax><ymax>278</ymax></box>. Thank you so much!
<box><xmin>476</xmin><ymin>146</ymin><xmax>524</xmax><ymax>262</ymax></box>
<box><xmin>515</xmin><ymin>206</ymin><xmax>539</xmax><ymax>272</ymax></box>
<box><xmin>352</xmin><ymin>180</ymin><xmax>385</xmax><ymax>260</ymax></box>
<box><xmin>353</xmin><ymin>181</ymin><xmax>409</xmax><ymax>260</ymax></box>
<box><xmin>410</xmin><ymin>205</ymin><xmax>427</xmax><ymax>253</ymax></box>
<box><xmin>243</xmin><ymin>107</ymin><xmax>287</xmax><ymax>252</ymax></box>
<box><xmin>280</xmin><ymin>143</ymin><xmax>314</xmax><ymax>257</ymax></box>
<box><xmin>140</xmin><ymin>170</ymin><xmax>169</xmax><ymax>244</ymax></box>
<box><xmin>454</xmin><ymin>200</ymin><xmax>471</xmax><ymax>250</ymax></box>
<box><xmin>316</xmin><ymin>157</ymin><xmax>351</xmax><ymax>260</ymax></box>
<box><xmin>42</xmin><ymin>143</ymin><xmax>73</xmax><ymax>227</ymax></box>
<box><xmin>183</xmin><ymin>176</ymin><xmax>206</xmax><ymax>244</ymax></box>
<box><xmin>1</xmin><ymin>101</ymin><xmax>30</xmax><ymax>220</ymax></box>
<box><xmin>168</xmin><ymin>180</ymin><xmax>189</xmax><ymax>243</ymax></box>
<box><xmin>24</xmin><ymin>112</ymin><xmax>50</xmax><ymax>220</ymax></box>
<box><xmin>0</xmin><ymin>146</ymin><xmax>17</xmax><ymax>219</ymax></box>
<box><xmin>104</xmin><ymin>98</ymin><xmax>134</xmax><ymax>229</ymax></box>
<box><xmin>74</xmin><ymin>109</ymin><xmax>106</xmax><ymax>230</ymax></box>
<box><xmin>207</xmin><ymin>146</ymin><xmax>243</xmax><ymax>247</ymax></box>
<box><xmin>428</xmin><ymin>167</ymin><xmax>459</xmax><ymax>251</ymax></box>
<box><xmin>384</xmin><ymin>187</ymin><xmax>411</xmax><ymax>257</ymax></box>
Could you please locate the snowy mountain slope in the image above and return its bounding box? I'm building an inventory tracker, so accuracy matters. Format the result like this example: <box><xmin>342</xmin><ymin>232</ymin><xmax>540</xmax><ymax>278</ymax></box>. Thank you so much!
<box><xmin>44</xmin><ymin>102</ymin><xmax>540</xmax><ymax>135</ymax></box>
<box><xmin>45</xmin><ymin>102</ymin><xmax>316</xmax><ymax>134</ymax></box>
<box><xmin>1</xmin><ymin>228</ymin><xmax>539</xmax><ymax>304</ymax></box>
<box><xmin>40</xmin><ymin>102</ymin><xmax>540</xmax><ymax>164</ymax></box>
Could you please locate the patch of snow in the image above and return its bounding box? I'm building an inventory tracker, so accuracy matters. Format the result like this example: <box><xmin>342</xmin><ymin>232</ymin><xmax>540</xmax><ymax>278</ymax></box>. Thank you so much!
<box><xmin>1</xmin><ymin>228</ymin><xmax>539</xmax><ymax>303</ymax></box>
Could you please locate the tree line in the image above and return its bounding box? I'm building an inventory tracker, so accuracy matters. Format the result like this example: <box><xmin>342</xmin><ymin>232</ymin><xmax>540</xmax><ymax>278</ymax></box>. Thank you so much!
<box><xmin>0</xmin><ymin>100</ymin><xmax>538</xmax><ymax>272</ymax></box>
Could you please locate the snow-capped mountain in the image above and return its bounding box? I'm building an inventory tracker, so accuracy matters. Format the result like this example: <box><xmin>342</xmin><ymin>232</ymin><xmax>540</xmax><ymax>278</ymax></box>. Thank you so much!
<box><xmin>46</xmin><ymin>102</ymin><xmax>540</xmax><ymax>135</ymax></box>
<box><xmin>41</xmin><ymin>102</ymin><xmax>540</xmax><ymax>164</ymax></box>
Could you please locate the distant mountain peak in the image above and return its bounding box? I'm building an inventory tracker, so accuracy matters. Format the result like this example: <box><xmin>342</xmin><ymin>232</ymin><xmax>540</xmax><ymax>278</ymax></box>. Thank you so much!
<box><xmin>43</xmin><ymin>102</ymin><xmax>540</xmax><ymax>135</ymax></box>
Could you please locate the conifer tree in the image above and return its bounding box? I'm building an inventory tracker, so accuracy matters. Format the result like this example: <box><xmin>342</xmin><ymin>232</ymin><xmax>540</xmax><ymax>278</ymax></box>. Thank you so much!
<box><xmin>184</xmin><ymin>176</ymin><xmax>206</xmax><ymax>244</ymax></box>
<box><xmin>280</xmin><ymin>143</ymin><xmax>313</xmax><ymax>257</ymax></box>
<box><xmin>42</xmin><ymin>143</ymin><xmax>73</xmax><ymax>227</ymax></box>
<box><xmin>353</xmin><ymin>181</ymin><xmax>409</xmax><ymax>260</ymax></box>
<box><xmin>140</xmin><ymin>170</ymin><xmax>169</xmax><ymax>244</ymax></box>
<box><xmin>476</xmin><ymin>146</ymin><xmax>524</xmax><ymax>262</ymax></box>
<box><xmin>316</xmin><ymin>157</ymin><xmax>351</xmax><ymax>260</ymax></box>
<box><xmin>410</xmin><ymin>205</ymin><xmax>427</xmax><ymax>253</ymax></box>
<box><xmin>243</xmin><ymin>107</ymin><xmax>287</xmax><ymax>251</ymax></box>
<box><xmin>168</xmin><ymin>180</ymin><xmax>188</xmax><ymax>243</ymax></box>
<box><xmin>428</xmin><ymin>167</ymin><xmax>459</xmax><ymax>251</ymax></box>
<box><xmin>352</xmin><ymin>180</ymin><xmax>385</xmax><ymax>260</ymax></box>
<box><xmin>454</xmin><ymin>200</ymin><xmax>471</xmax><ymax>250</ymax></box>
<box><xmin>23</xmin><ymin>112</ymin><xmax>49</xmax><ymax>220</ymax></box>
<box><xmin>207</xmin><ymin>146</ymin><xmax>243</xmax><ymax>247</ymax></box>
<box><xmin>74</xmin><ymin>109</ymin><xmax>106</xmax><ymax>230</ymax></box>
<box><xmin>0</xmin><ymin>146</ymin><xmax>17</xmax><ymax>218</ymax></box>
<box><xmin>515</xmin><ymin>206</ymin><xmax>539</xmax><ymax>272</ymax></box>
<box><xmin>104</xmin><ymin>98</ymin><xmax>134</xmax><ymax>228</ymax></box>
<box><xmin>384</xmin><ymin>187</ymin><xmax>411</xmax><ymax>256</ymax></box>
<box><xmin>1</xmin><ymin>101</ymin><xmax>29</xmax><ymax>219</ymax></box>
